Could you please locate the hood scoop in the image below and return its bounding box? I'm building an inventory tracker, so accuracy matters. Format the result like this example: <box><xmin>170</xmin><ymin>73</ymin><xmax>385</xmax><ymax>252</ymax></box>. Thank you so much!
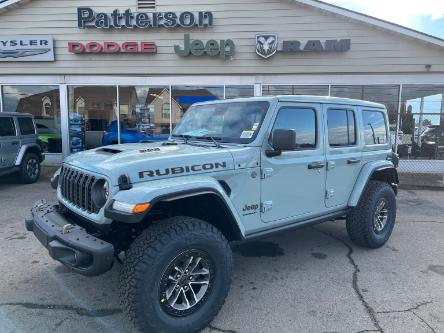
<box><xmin>96</xmin><ymin>147</ymin><xmax>123</xmax><ymax>154</ymax></box>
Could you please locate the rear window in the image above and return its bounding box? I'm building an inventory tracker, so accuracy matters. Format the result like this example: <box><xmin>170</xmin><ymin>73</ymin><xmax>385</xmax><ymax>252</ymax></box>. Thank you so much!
<box><xmin>0</xmin><ymin>117</ymin><xmax>16</xmax><ymax>137</ymax></box>
<box><xmin>362</xmin><ymin>111</ymin><xmax>387</xmax><ymax>145</ymax></box>
<box><xmin>327</xmin><ymin>109</ymin><xmax>356</xmax><ymax>147</ymax></box>
<box><xmin>17</xmin><ymin>117</ymin><xmax>35</xmax><ymax>135</ymax></box>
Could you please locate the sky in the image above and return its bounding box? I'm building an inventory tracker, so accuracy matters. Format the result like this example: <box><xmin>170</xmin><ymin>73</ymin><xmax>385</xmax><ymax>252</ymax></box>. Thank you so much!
<box><xmin>324</xmin><ymin>0</ymin><xmax>444</xmax><ymax>39</ymax></box>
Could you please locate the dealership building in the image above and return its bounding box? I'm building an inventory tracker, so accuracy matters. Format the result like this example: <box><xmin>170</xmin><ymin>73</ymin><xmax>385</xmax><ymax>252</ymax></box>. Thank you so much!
<box><xmin>0</xmin><ymin>0</ymin><xmax>444</xmax><ymax>164</ymax></box>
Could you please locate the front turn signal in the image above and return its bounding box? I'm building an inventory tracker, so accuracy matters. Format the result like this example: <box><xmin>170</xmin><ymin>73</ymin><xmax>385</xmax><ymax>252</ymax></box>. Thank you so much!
<box><xmin>133</xmin><ymin>203</ymin><xmax>151</xmax><ymax>214</ymax></box>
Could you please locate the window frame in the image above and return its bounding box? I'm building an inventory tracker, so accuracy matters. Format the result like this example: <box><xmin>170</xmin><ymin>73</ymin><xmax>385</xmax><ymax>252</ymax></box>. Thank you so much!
<box><xmin>361</xmin><ymin>109</ymin><xmax>389</xmax><ymax>146</ymax></box>
<box><xmin>0</xmin><ymin>116</ymin><xmax>17</xmax><ymax>137</ymax></box>
<box><xmin>327</xmin><ymin>108</ymin><xmax>357</xmax><ymax>148</ymax></box>
<box><xmin>17</xmin><ymin>116</ymin><xmax>36</xmax><ymax>136</ymax></box>
<box><xmin>270</xmin><ymin>106</ymin><xmax>318</xmax><ymax>151</ymax></box>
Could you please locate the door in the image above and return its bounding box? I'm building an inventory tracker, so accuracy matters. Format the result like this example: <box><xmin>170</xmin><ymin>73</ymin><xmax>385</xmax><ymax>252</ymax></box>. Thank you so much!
<box><xmin>261</xmin><ymin>104</ymin><xmax>326</xmax><ymax>223</ymax></box>
<box><xmin>324</xmin><ymin>105</ymin><xmax>362</xmax><ymax>208</ymax></box>
<box><xmin>0</xmin><ymin>117</ymin><xmax>20</xmax><ymax>169</ymax></box>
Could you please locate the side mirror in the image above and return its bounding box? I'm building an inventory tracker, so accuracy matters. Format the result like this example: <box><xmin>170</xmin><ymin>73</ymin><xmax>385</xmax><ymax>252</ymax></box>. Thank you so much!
<box><xmin>266</xmin><ymin>129</ymin><xmax>297</xmax><ymax>157</ymax></box>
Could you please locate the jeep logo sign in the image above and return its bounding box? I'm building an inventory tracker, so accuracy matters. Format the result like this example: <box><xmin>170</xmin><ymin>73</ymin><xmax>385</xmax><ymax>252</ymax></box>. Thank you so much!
<box><xmin>175</xmin><ymin>34</ymin><xmax>235</xmax><ymax>60</ymax></box>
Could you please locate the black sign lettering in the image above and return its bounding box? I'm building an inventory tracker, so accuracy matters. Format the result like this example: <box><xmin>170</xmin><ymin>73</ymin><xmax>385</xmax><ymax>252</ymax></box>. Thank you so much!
<box><xmin>77</xmin><ymin>8</ymin><xmax>214</xmax><ymax>29</ymax></box>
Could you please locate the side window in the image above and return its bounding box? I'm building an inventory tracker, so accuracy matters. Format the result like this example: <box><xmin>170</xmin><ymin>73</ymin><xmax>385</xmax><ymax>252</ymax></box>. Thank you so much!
<box><xmin>17</xmin><ymin>117</ymin><xmax>35</xmax><ymax>135</ymax></box>
<box><xmin>327</xmin><ymin>109</ymin><xmax>356</xmax><ymax>147</ymax></box>
<box><xmin>272</xmin><ymin>107</ymin><xmax>317</xmax><ymax>149</ymax></box>
<box><xmin>362</xmin><ymin>111</ymin><xmax>387</xmax><ymax>145</ymax></box>
<box><xmin>0</xmin><ymin>117</ymin><xmax>16</xmax><ymax>137</ymax></box>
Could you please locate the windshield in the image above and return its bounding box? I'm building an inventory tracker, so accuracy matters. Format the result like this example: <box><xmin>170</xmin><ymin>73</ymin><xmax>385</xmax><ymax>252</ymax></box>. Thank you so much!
<box><xmin>172</xmin><ymin>101</ymin><xmax>270</xmax><ymax>143</ymax></box>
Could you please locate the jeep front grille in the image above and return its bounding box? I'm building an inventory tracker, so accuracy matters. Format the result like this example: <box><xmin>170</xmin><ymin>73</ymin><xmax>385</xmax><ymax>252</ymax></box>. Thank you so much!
<box><xmin>60</xmin><ymin>166</ymin><xmax>101</xmax><ymax>214</ymax></box>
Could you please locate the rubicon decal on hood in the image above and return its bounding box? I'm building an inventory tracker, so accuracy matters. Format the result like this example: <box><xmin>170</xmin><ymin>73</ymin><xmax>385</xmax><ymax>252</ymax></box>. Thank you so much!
<box><xmin>139</xmin><ymin>162</ymin><xmax>227</xmax><ymax>179</ymax></box>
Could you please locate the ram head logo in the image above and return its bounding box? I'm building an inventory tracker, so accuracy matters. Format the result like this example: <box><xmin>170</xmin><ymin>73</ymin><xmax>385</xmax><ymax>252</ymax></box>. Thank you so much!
<box><xmin>256</xmin><ymin>34</ymin><xmax>278</xmax><ymax>59</ymax></box>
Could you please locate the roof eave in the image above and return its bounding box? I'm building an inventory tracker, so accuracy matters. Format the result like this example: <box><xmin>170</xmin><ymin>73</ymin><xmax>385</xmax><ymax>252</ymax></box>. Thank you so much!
<box><xmin>0</xmin><ymin>0</ymin><xmax>30</xmax><ymax>13</ymax></box>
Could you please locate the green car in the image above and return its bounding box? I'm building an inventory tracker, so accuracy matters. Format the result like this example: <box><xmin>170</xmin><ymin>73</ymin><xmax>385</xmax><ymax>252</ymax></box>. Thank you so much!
<box><xmin>36</xmin><ymin>124</ymin><xmax>61</xmax><ymax>153</ymax></box>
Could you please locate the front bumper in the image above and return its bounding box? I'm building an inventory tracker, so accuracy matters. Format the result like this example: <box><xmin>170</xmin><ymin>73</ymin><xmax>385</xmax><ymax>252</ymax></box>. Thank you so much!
<box><xmin>25</xmin><ymin>201</ymin><xmax>114</xmax><ymax>276</ymax></box>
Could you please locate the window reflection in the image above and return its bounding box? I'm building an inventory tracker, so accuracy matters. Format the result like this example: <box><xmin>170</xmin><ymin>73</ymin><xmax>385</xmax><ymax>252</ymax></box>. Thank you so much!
<box><xmin>225</xmin><ymin>85</ymin><xmax>254</xmax><ymax>99</ymax></box>
<box><xmin>262</xmin><ymin>85</ymin><xmax>329</xmax><ymax>96</ymax></box>
<box><xmin>2</xmin><ymin>85</ymin><xmax>61</xmax><ymax>154</ymax></box>
<box><xmin>171</xmin><ymin>86</ymin><xmax>224</xmax><ymax>129</ymax></box>
<box><xmin>114</xmin><ymin>86</ymin><xmax>170</xmax><ymax>146</ymax></box>
<box><xmin>68</xmin><ymin>86</ymin><xmax>117</xmax><ymax>153</ymax></box>
<box><xmin>400</xmin><ymin>85</ymin><xmax>444</xmax><ymax>159</ymax></box>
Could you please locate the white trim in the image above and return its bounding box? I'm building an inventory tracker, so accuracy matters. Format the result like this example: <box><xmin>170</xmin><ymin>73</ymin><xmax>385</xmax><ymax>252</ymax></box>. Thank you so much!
<box><xmin>0</xmin><ymin>85</ymin><xmax>3</xmax><ymax>112</ymax></box>
<box><xmin>1</xmin><ymin>74</ymin><xmax>444</xmax><ymax>87</ymax></box>
<box><xmin>395</xmin><ymin>84</ymin><xmax>403</xmax><ymax>153</ymax></box>
<box><xmin>295</xmin><ymin>0</ymin><xmax>444</xmax><ymax>47</ymax></box>
<box><xmin>116</xmin><ymin>85</ymin><xmax>121</xmax><ymax>145</ymax></box>
<box><xmin>59</xmin><ymin>85</ymin><xmax>70</xmax><ymax>157</ymax></box>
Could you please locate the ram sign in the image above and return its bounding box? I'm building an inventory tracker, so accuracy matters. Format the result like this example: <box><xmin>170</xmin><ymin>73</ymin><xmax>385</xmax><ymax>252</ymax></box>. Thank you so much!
<box><xmin>0</xmin><ymin>36</ymin><xmax>55</xmax><ymax>62</ymax></box>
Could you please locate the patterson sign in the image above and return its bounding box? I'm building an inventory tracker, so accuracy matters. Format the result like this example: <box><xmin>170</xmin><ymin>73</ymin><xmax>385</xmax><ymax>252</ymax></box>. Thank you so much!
<box><xmin>77</xmin><ymin>7</ymin><xmax>213</xmax><ymax>29</ymax></box>
<box><xmin>0</xmin><ymin>36</ymin><xmax>54</xmax><ymax>62</ymax></box>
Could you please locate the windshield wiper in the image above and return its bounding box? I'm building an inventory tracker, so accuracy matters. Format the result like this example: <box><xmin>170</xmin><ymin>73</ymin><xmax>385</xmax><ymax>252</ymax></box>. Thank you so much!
<box><xmin>171</xmin><ymin>134</ymin><xmax>193</xmax><ymax>144</ymax></box>
<box><xmin>199</xmin><ymin>136</ymin><xmax>224</xmax><ymax>148</ymax></box>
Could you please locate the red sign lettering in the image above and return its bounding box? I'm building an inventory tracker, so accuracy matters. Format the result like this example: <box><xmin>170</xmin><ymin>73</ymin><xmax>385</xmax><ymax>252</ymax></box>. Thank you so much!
<box><xmin>68</xmin><ymin>41</ymin><xmax>157</xmax><ymax>54</ymax></box>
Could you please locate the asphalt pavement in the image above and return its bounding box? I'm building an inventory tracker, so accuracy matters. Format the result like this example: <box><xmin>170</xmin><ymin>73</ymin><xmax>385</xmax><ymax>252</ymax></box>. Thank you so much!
<box><xmin>0</xmin><ymin>172</ymin><xmax>443</xmax><ymax>333</ymax></box>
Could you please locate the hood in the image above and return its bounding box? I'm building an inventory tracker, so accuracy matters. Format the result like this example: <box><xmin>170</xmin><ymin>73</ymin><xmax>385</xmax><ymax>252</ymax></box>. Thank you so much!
<box><xmin>64</xmin><ymin>142</ymin><xmax>236</xmax><ymax>185</ymax></box>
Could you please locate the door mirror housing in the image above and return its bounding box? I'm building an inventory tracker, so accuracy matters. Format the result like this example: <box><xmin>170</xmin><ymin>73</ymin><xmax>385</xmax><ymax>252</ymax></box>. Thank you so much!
<box><xmin>266</xmin><ymin>129</ymin><xmax>297</xmax><ymax>157</ymax></box>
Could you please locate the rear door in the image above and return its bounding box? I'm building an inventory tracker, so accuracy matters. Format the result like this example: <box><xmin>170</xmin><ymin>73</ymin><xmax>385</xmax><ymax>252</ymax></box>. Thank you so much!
<box><xmin>0</xmin><ymin>117</ymin><xmax>19</xmax><ymax>168</ymax></box>
<box><xmin>324</xmin><ymin>105</ymin><xmax>362</xmax><ymax>208</ymax></box>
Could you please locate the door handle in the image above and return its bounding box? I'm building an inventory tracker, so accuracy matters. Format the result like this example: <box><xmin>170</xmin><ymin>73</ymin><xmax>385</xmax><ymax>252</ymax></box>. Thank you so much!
<box><xmin>11</xmin><ymin>141</ymin><xmax>19</xmax><ymax>146</ymax></box>
<box><xmin>347</xmin><ymin>158</ymin><xmax>361</xmax><ymax>164</ymax></box>
<box><xmin>308</xmin><ymin>162</ymin><xmax>325</xmax><ymax>169</ymax></box>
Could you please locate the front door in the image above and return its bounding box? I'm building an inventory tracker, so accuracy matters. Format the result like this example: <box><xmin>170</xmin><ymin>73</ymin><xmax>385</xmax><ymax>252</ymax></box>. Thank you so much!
<box><xmin>261</xmin><ymin>104</ymin><xmax>326</xmax><ymax>223</ymax></box>
<box><xmin>324</xmin><ymin>105</ymin><xmax>362</xmax><ymax>208</ymax></box>
<box><xmin>0</xmin><ymin>117</ymin><xmax>19</xmax><ymax>169</ymax></box>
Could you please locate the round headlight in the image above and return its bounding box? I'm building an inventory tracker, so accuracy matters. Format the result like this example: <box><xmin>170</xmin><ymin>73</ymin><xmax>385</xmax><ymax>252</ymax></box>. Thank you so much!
<box><xmin>91</xmin><ymin>179</ymin><xmax>109</xmax><ymax>209</ymax></box>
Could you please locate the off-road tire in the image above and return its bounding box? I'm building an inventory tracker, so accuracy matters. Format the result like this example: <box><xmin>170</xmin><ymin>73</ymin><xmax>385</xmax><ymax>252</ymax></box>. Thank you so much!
<box><xmin>119</xmin><ymin>216</ymin><xmax>233</xmax><ymax>333</ymax></box>
<box><xmin>18</xmin><ymin>152</ymin><xmax>41</xmax><ymax>184</ymax></box>
<box><xmin>346</xmin><ymin>180</ymin><xmax>396</xmax><ymax>248</ymax></box>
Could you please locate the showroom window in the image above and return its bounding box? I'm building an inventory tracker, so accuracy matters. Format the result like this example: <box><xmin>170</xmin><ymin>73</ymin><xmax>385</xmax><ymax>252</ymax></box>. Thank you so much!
<box><xmin>2</xmin><ymin>85</ymin><xmax>61</xmax><ymax>154</ymax></box>
<box><xmin>331</xmin><ymin>85</ymin><xmax>400</xmax><ymax>126</ymax></box>
<box><xmin>399</xmin><ymin>85</ymin><xmax>444</xmax><ymax>160</ymax></box>
<box><xmin>117</xmin><ymin>86</ymin><xmax>170</xmax><ymax>145</ymax></box>
<box><xmin>225</xmin><ymin>85</ymin><xmax>255</xmax><ymax>99</ymax></box>
<box><xmin>68</xmin><ymin>86</ymin><xmax>117</xmax><ymax>153</ymax></box>
<box><xmin>171</xmin><ymin>86</ymin><xmax>224</xmax><ymax>129</ymax></box>
<box><xmin>262</xmin><ymin>85</ymin><xmax>329</xmax><ymax>96</ymax></box>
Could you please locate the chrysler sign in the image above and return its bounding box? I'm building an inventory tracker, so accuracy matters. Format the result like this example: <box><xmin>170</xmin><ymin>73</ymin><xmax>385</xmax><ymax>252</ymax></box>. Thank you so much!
<box><xmin>0</xmin><ymin>36</ymin><xmax>54</xmax><ymax>62</ymax></box>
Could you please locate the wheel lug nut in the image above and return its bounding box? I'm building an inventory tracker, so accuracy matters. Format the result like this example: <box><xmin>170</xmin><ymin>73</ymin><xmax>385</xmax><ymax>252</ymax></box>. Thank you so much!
<box><xmin>189</xmin><ymin>276</ymin><xmax>193</xmax><ymax>280</ymax></box>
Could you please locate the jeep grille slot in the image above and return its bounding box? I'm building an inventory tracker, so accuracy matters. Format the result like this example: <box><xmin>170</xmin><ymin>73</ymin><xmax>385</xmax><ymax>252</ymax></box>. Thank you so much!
<box><xmin>60</xmin><ymin>166</ymin><xmax>100</xmax><ymax>214</ymax></box>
